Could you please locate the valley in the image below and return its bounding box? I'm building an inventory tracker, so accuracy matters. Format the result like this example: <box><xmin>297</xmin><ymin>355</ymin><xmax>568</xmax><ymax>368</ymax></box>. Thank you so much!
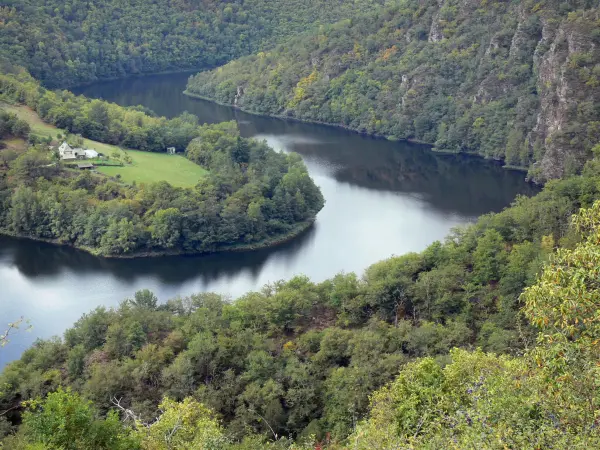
<box><xmin>1</xmin><ymin>0</ymin><xmax>599</xmax><ymax>448</ymax></box>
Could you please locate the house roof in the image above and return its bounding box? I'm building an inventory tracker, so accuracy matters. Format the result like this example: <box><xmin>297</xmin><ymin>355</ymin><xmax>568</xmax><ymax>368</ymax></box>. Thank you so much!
<box><xmin>77</xmin><ymin>162</ymin><xmax>94</xmax><ymax>169</ymax></box>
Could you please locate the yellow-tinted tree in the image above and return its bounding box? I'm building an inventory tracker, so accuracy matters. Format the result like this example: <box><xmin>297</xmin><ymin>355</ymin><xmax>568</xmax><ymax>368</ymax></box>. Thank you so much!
<box><xmin>135</xmin><ymin>398</ymin><xmax>228</xmax><ymax>450</ymax></box>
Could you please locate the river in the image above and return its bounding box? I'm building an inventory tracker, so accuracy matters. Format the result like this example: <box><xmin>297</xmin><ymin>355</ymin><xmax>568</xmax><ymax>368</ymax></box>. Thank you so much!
<box><xmin>0</xmin><ymin>72</ymin><xmax>537</xmax><ymax>367</ymax></box>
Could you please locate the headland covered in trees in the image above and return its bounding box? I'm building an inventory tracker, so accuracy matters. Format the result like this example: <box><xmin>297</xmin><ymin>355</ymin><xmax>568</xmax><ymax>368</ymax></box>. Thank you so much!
<box><xmin>0</xmin><ymin>70</ymin><xmax>324</xmax><ymax>257</ymax></box>
<box><xmin>186</xmin><ymin>0</ymin><xmax>600</xmax><ymax>183</ymax></box>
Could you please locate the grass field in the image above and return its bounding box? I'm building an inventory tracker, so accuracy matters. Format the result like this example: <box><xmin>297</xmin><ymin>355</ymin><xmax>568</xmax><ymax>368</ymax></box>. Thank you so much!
<box><xmin>96</xmin><ymin>148</ymin><xmax>208</xmax><ymax>187</ymax></box>
<box><xmin>2</xmin><ymin>104</ymin><xmax>208</xmax><ymax>187</ymax></box>
<box><xmin>2</xmin><ymin>103</ymin><xmax>57</xmax><ymax>137</ymax></box>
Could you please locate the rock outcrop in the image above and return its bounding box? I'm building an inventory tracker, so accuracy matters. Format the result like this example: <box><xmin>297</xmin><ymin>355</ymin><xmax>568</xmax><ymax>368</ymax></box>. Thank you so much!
<box><xmin>187</xmin><ymin>0</ymin><xmax>600</xmax><ymax>182</ymax></box>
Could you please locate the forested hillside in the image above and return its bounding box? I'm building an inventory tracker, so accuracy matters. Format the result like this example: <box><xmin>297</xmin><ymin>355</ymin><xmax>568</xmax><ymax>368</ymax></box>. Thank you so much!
<box><xmin>3</xmin><ymin>150</ymin><xmax>600</xmax><ymax>446</ymax></box>
<box><xmin>0</xmin><ymin>71</ymin><xmax>324</xmax><ymax>256</ymax></box>
<box><xmin>187</xmin><ymin>0</ymin><xmax>600</xmax><ymax>182</ymax></box>
<box><xmin>346</xmin><ymin>199</ymin><xmax>600</xmax><ymax>448</ymax></box>
<box><xmin>2</xmin><ymin>0</ymin><xmax>600</xmax><ymax>447</ymax></box>
<box><xmin>0</xmin><ymin>0</ymin><xmax>390</xmax><ymax>88</ymax></box>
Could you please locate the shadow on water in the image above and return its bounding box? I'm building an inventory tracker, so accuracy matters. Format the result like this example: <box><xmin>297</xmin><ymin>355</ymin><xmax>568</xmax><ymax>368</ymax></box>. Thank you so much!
<box><xmin>0</xmin><ymin>224</ymin><xmax>318</xmax><ymax>286</ymax></box>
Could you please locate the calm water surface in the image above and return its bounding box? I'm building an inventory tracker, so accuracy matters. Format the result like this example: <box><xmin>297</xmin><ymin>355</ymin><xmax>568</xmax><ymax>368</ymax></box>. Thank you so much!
<box><xmin>0</xmin><ymin>73</ymin><xmax>537</xmax><ymax>366</ymax></box>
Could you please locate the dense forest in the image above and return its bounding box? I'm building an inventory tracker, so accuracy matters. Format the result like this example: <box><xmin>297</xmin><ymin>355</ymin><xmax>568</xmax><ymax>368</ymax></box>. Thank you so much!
<box><xmin>1</xmin><ymin>0</ymin><xmax>390</xmax><ymax>88</ymax></box>
<box><xmin>187</xmin><ymin>0</ymin><xmax>600</xmax><ymax>182</ymax></box>
<box><xmin>3</xmin><ymin>153</ymin><xmax>600</xmax><ymax>447</ymax></box>
<box><xmin>0</xmin><ymin>71</ymin><xmax>323</xmax><ymax>256</ymax></box>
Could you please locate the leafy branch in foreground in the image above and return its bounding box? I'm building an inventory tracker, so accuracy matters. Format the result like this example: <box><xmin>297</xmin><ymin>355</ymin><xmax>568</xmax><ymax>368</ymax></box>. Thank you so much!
<box><xmin>0</xmin><ymin>318</ymin><xmax>31</xmax><ymax>348</ymax></box>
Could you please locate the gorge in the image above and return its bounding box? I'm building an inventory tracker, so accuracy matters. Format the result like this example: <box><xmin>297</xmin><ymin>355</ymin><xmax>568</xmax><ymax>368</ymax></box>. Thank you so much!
<box><xmin>0</xmin><ymin>72</ymin><xmax>536</xmax><ymax>368</ymax></box>
<box><xmin>1</xmin><ymin>0</ymin><xmax>598</xmax><ymax>447</ymax></box>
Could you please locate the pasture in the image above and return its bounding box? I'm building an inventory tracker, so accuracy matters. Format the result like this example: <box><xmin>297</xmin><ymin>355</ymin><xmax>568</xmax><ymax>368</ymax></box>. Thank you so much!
<box><xmin>3</xmin><ymin>104</ymin><xmax>207</xmax><ymax>188</ymax></box>
<box><xmin>96</xmin><ymin>148</ymin><xmax>208</xmax><ymax>187</ymax></box>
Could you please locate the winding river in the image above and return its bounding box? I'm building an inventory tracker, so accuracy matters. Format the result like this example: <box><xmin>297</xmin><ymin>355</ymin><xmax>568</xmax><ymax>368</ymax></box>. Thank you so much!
<box><xmin>0</xmin><ymin>73</ymin><xmax>537</xmax><ymax>367</ymax></box>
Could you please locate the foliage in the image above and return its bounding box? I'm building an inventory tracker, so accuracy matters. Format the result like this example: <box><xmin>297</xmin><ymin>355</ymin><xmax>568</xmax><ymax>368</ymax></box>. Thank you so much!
<box><xmin>1</xmin><ymin>0</ymin><xmax>599</xmax><ymax>446</ymax></box>
<box><xmin>4</xmin><ymin>388</ymin><xmax>139</xmax><ymax>449</ymax></box>
<box><xmin>521</xmin><ymin>200</ymin><xmax>600</xmax><ymax>431</ymax></box>
<box><xmin>341</xmin><ymin>198</ymin><xmax>600</xmax><ymax>449</ymax></box>
<box><xmin>3</xmin><ymin>160</ymin><xmax>600</xmax><ymax>445</ymax></box>
<box><xmin>343</xmin><ymin>349</ymin><xmax>600</xmax><ymax>449</ymax></box>
<box><xmin>135</xmin><ymin>398</ymin><xmax>227</xmax><ymax>450</ymax></box>
<box><xmin>0</xmin><ymin>0</ymin><xmax>393</xmax><ymax>88</ymax></box>
<box><xmin>0</xmin><ymin>109</ymin><xmax>30</xmax><ymax>141</ymax></box>
<box><xmin>0</xmin><ymin>73</ymin><xmax>324</xmax><ymax>256</ymax></box>
<box><xmin>187</xmin><ymin>0</ymin><xmax>600</xmax><ymax>181</ymax></box>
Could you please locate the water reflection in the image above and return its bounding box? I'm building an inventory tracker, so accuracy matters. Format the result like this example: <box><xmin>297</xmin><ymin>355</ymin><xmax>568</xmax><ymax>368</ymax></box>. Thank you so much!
<box><xmin>0</xmin><ymin>225</ymin><xmax>317</xmax><ymax>285</ymax></box>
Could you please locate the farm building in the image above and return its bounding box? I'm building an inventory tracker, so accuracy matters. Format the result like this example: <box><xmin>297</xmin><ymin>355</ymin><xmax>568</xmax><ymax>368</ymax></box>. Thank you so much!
<box><xmin>58</xmin><ymin>142</ymin><xmax>84</xmax><ymax>160</ymax></box>
<box><xmin>58</xmin><ymin>142</ymin><xmax>99</xmax><ymax>161</ymax></box>
<box><xmin>76</xmin><ymin>162</ymin><xmax>94</xmax><ymax>170</ymax></box>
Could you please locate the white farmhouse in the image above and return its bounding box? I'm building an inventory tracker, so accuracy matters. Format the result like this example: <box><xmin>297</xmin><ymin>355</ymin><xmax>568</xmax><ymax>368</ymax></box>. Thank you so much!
<box><xmin>58</xmin><ymin>142</ymin><xmax>98</xmax><ymax>160</ymax></box>
<box><xmin>84</xmin><ymin>149</ymin><xmax>99</xmax><ymax>159</ymax></box>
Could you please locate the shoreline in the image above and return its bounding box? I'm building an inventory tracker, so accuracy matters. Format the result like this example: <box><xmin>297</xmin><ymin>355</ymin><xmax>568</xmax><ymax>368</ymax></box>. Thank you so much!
<box><xmin>183</xmin><ymin>90</ymin><xmax>433</xmax><ymax>146</ymax></box>
<box><xmin>0</xmin><ymin>219</ymin><xmax>315</xmax><ymax>260</ymax></box>
<box><xmin>183</xmin><ymin>90</ymin><xmax>537</xmax><ymax>179</ymax></box>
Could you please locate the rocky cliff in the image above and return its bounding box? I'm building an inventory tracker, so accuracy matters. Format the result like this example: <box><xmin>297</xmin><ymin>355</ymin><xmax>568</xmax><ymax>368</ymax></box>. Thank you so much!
<box><xmin>186</xmin><ymin>0</ymin><xmax>600</xmax><ymax>182</ymax></box>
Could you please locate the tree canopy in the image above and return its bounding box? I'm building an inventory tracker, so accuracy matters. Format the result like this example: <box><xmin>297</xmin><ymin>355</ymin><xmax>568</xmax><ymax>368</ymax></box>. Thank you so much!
<box><xmin>0</xmin><ymin>0</ymin><xmax>391</xmax><ymax>88</ymax></box>
<box><xmin>3</xmin><ymin>154</ymin><xmax>600</xmax><ymax>447</ymax></box>
<box><xmin>187</xmin><ymin>0</ymin><xmax>600</xmax><ymax>181</ymax></box>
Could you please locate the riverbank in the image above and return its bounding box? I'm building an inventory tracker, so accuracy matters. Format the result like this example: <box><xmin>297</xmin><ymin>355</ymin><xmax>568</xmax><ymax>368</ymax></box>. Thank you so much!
<box><xmin>183</xmin><ymin>90</ymin><xmax>433</xmax><ymax>146</ymax></box>
<box><xmin>183</xmin><ymin>90</ymin><xmax>534</xmax><ymax>178</ymax></box>
<box><xmin>0</xmin><ymin>219</ymin><xmax>316</xmax><ymax>260</ymax></box>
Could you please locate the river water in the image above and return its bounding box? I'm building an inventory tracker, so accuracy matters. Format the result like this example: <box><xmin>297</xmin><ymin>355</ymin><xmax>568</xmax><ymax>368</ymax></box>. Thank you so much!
<box><xmin>0</xmin><ymin>73</ymin><xmax>536</xmax><ymax>367</ymax></box>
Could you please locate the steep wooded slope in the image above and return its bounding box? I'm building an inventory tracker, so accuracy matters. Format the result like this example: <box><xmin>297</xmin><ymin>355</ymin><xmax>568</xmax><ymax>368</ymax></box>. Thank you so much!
<box><xmin>0</xmin><ymin>0</ymin><xmax>390</xmax><ymax>88</ymax></box>
<box><xmin>187</xmin><ymin>0</ymin><xmax>600</xmax><ymax>182</ymax></box>
<box><xmin>4</xmin><ymin>158</ymin><xmax>600</xmax><ymax>446</ymax></box>
<box><xmin>5</xmin><ymin>153</ymin><xmax>600</xmax><ymax>441</ymax></box>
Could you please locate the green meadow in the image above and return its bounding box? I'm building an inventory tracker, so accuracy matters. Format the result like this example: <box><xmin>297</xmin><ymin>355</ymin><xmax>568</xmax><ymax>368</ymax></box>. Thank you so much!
<box><xmin>96</xmin><ymin>148</ymin><xmax>208</xmax><ymax>187</ymax></box>
<box><xmin>4</xmin><ymin>104</ymin><xmax>207</xmax><ymax>188</ymax></box>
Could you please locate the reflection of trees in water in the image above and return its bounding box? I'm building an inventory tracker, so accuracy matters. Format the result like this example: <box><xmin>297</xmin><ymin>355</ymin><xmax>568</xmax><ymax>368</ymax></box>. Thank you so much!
<box><xmin>333</xmin><ymin>154</ymin><xmax>538</xmax><ymax>216</ymax></box>
<box><xmin>232</xmin><ymin>113</ymin><xmax>538</xmax><ymax>215</ymax></box>
<box><xmin>0</xmin><ymin>225</ymin><xmax>317</xmax><ymax>284</ymax></box>
<box><xmin>249</xmin><ymin>127</ymin><xmax>539</xmax><ymax>216</ymax></box>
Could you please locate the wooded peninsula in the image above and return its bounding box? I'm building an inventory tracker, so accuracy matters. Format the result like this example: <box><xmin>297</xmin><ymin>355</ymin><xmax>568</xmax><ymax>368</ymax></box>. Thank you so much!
<box><xmin>0</xmin><ymin>71</ymin><xmax>324</xmax><ymax>257</ymax></box>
